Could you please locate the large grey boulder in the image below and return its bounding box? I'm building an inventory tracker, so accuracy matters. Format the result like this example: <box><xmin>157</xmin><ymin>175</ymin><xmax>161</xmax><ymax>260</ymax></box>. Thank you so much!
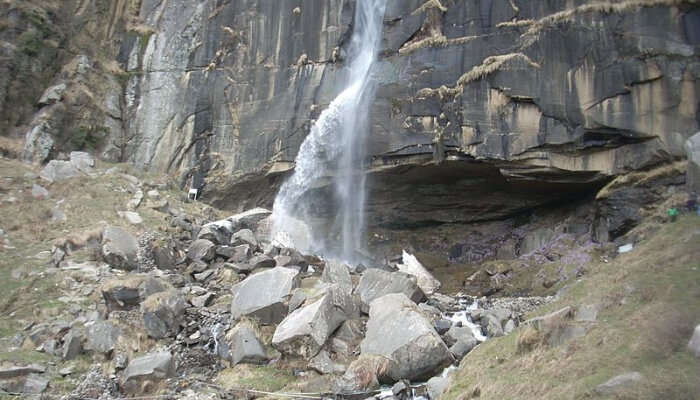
<box><xmin>355</xmin><ymin>269</ymin><xmax>424</xmax><ymax>313</ymax></box>
<box><xmin>686</xmin><ymin>132</ymin><xmax>700</xmax><ymax>191</ymax></box>
<box><xmin>360</xmin><ymin>293</ymin><xmax>452</xmax><ymax>381</ymax></box>
<box><xmin>102</xmin><ymin>226</ymin><xmax>139</xmax><ymax>271</ymax></box>
<box><xmin>426</xmin><ymin>376</ymin><xmax>450</xmax><ymax>400</ymax></box>
<box><xmin>395</xmin><ymin>251</ymin><xmax>440</xmax><ymax>295</ymax></box>
<box><xmin>187</xmin><ymin>239</ymin><xmax>216</xmax><ymax>262</ymax></box>
<box><xmin>248</xmin><ymin>254</ymin><xmax>275</xmax><ymax>269</ymax></box>
<box><xmin>142</xmin><ymin>290</ymin><xmax>187</xmax><ymax>339</ymax></box>
<box><xmin>122</xmin><ymin>352</ymin><xmax>175</xmax><ymax>392</ymax></box>
<box><xmin>70</xmin><ymin>151</ymin><xmax>95</xmax><ymax>173</ymax></box>
<box><xmin>227</xmin><ymin>244</ymin><xmax>251</xmax><ymax>263</ymax></box>
<box><xmin>231</xmin><ymin>228</ymin><xmax>259</xmax><ymax>248</ymax></box>
<box><xmin>272</xmin><ymin>284</ymin><xmax>359</xmax><ymax>359</ymax></box>
<box><xmin>40</xmin><ymin>160</ymin><xmax>81</xmax><ymax>182</ymax></box>
<box><xmin>230</xmin><ymin>267</ymin><xmax>299</xmax><ymax>324</ymax></box>
<box><xmin>62</xmin><ymin>329</ymin><xmax>83</xmax><ymax>360</ymax></box>
<box><xmin>310</xmin><ymin>350</ymin><xmax>346</xmax><ymax>375</ymax></box>
<box><xmin>688</xmin><ymin>325</ymin><xmax>700</xmax><ymax>357</ymax></box>
<box><xmin>228</xmin><ymin>208</ymin><xmax>272</xmax><ymax>230</ymax></box>
<box><xmin>22</xmin><ymin>374</ymin><xmax>49</xmax><ymax>394</ymax></box>
<box><xmin>85</xmin><ymin>321</ymin><xmax>121</xmax><ymax>354</ymax></box>
<box><xmin>198</xmin><ymin>220</ymin><xmax>233</xmax><ymax>245</ymax></box>
<box><xmin>321</xmin><ymin>261</ymin><xmax>352</xmax><ymax>287</ymax></box>
<box><xmin>225</xmin><ymin>323</ymin><xmax>268</xmax><ymax>365</ymax></box>
<box><xmin>0</xmin><ymin>365</ymin><xmax>46</xmax><ymax>379</ymax></box>
<box><xmin>443</xmin><ymin>326</ymin><xmax>476</xmax><ymax>347</ymax></box>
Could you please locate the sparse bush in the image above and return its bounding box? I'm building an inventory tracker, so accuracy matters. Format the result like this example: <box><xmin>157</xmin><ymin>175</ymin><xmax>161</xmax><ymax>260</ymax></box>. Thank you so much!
<box><xmin>517</xmin><ymin>325</ymin><xmax>543</xmax><ymax>353</ymax></box>
<box><xmin>644</xmin><ymin>309</ymin><xmax>696</xmax><ymax>359</ymax></box>
<box><xmin>70</xmin><ymin>125</ymin><xmax>108</xmax><ymax>151</ymax></box>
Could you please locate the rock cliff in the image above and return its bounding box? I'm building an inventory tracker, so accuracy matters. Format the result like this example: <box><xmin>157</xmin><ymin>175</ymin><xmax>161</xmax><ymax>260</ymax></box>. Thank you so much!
<box><xmin>122</xmin><ymin>0</ymin><xmax>699</xmax><ymax>222</ymax></box>
<box><xmin>8</xmin><ymin>0</ymin><xmax>700</xmax><ymax>231</ymax></box>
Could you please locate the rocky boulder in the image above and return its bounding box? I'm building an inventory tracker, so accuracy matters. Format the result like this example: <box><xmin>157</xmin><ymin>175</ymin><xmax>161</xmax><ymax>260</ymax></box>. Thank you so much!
<box><xmin>230</xmin><ymin>267</ymin><xmax>299</xmax><ymax>324</ymax></box>
<box><xmin>355</xmin><ymin>269</ymin><xmax>424</xmax><ymax>313</ymax></box>
<box><xmin>227</xmin><ymin>244</ymin><xmax>252</xmax><ymax>263</ymax></box>
<box><xmin>122</xmin><ymin>352</ymin><xmax>175</xmax><ymax>393</ymax></box>
<box><xmin>151</xmin><ymin>240</ymin><xmax>180</xmax><ymax>270</ymax></box>
<box><xmin>142</xmin><ymin>290</ymin><xmax>187</xmax><ymax>339</ymax></box>
<box><xmin>231</xmin><ymin>228</ymin><xmax>259</xmax><ymax>248</ymax></box>
<box><xmin>321</xmin><ymin>261</ymin><xmax>352</xmax><ymax>287</ymax></box>
<box><xmin>101</xmin><ymin>275</ymin><xmax>171</xmax><ymax>312</ymax></box>
<box><xmin>69</xmin><ymin>151</ymin><xmax>95</xmax><ymax>173</ymax></box>
<box><xmin>272</xmin><ymin>284</ymin><xmax>359</xmax><ymax>359</ymax></box>
<box><xmin>360</xmin><ymin>293</ymin><xmax>452</xmax><ymax>381</ymax></box>
<box><xmin>248</xmin><ymin>254</ymin><xmax>275</xmax><ymax>269</ymax></box>
<box><xmin>40</xmin><ymin>160</ymin><xmax>81</xmax><ymax>182</ymax></box>
<box><xmin>426</xmin><ymin>376</ymin><xmax>450</xmax><ymax>400</ymax></box>
<box><xmin>85</xmin><ymin>321</ymin><xmax>121</xmax><ymax>354</ymax></box>
<box><xmin>197</xmin><ymin>220</ymin><xmax>233</xmax><ymax>245</ymax></box>
<box><xmin>102</xmin><ymin>226</ymin><xmax>139</xmax><ymax>271</ymax></box>
<box><xmin>187</xmin><ymin>239</ymin><xmax>216</xmax><ymax>262</ymax></box>
<box><xmin>228</xmin><ymin>208</ymin><xmax>272</xmax><ymax>230</ymax></box>
<box><xmin>225</xmin><ymin>323</ymin><xmax>268</xmax><ymax>365</ymax></box>
<box><xmin>396</xmin><ymin>251</ymin><xmax>440</xmax><ymax>295</ymax></box>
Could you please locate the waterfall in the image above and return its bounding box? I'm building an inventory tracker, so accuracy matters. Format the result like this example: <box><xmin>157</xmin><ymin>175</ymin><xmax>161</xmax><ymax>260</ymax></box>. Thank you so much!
<box><xmin>271</xmin><ymin>0</ymin><xmax>386</xmax><ymax>262</ymax></box>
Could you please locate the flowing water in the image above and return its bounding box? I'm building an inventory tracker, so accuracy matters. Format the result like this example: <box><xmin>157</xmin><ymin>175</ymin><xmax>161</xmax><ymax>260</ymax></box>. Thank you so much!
<box><xmin>271</xmin><ymin>0</ymin><xmax>386</xmax><ymax>263</ymax></box>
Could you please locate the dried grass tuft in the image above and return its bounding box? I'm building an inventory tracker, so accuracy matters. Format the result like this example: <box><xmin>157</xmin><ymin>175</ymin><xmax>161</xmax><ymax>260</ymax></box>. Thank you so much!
<box><xmin>411</xmin><ymin>0</ymin><xmax>447</xmax><ymax>16</ymax></box>
<box><xmin>416</xmin><ymin>53</ymin><xmax>540</xmax><ymax>98</ymax></box>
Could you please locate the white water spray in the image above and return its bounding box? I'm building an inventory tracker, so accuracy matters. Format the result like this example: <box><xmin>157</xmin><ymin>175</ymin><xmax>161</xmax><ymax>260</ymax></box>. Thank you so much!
<box><xmin>271</xmin><ymin>0</ymin><xmax>386</xmax><ymax>262</ymax></box>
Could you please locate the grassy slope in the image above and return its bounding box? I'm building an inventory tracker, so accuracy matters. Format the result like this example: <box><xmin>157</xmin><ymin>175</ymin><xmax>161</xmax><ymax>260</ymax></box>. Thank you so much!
<box><xmin>443</xmin><ymin>214</ymin><xmax>700</xmax><ymax>400</ymax></box>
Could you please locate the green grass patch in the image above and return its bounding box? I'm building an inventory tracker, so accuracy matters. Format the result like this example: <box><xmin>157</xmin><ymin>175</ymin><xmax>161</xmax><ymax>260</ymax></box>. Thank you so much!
<box><xmin>216</xmin><ymin>365</ymin><xmax>296</xmax><ymax>393</ymax></box>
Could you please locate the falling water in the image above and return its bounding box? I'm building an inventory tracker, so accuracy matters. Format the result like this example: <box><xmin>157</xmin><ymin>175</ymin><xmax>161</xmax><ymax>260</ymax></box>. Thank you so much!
<box><xmin>271</xmin><ymin>0</ymin><xmax>386</xmax><ymax>262</ymax></box>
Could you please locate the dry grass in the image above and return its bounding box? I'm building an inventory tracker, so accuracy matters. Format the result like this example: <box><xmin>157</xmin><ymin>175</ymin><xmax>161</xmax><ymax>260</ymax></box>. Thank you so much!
<box><xmin>399</xmin><ymin>34</ymin><xmax>478</xmax><ymax>56</ymax></box>
<box><xmin>522</xmin><ymin>0</ymin><xmax>697</xmax><ymax>43</ymax></box>
<box><xmin>442</xmin><ymin>213</ymin><xmax>700</xmax><ymax>400</ymax></box>
<box><xmin>416</xmin><ymin>53</ymin><xmax>540</xmax><ymax>98</ymax></box>
<box><xmin>411</xmin><ymin>0</ymin><xmax>447</xmax><ymax>16</ymax></box>
<box><xmin>516</xmin><ymin>325</ymin><xmax>542</xmax><ymax>353</ymax></box>
<box><xmin>496</xmin><ymin>19</ymin><xmax>535</xmax><ymax>28</ymax></box>
<box><xmin>596</xmin><ymin>161</ymin><xmax>687</xmax><ymax>200</ymax></box>
<box><xmin>0</xmin><ymin>136</ymin><xmax>23</xmax><ymax>158</ymax></box>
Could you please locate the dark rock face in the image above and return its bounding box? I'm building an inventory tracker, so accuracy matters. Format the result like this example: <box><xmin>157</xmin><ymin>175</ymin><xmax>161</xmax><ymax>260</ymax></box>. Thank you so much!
<box><xmin>111</xmin><ymin>0</ymin><xmax>697</xmax><ymax>221</ymax></box>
